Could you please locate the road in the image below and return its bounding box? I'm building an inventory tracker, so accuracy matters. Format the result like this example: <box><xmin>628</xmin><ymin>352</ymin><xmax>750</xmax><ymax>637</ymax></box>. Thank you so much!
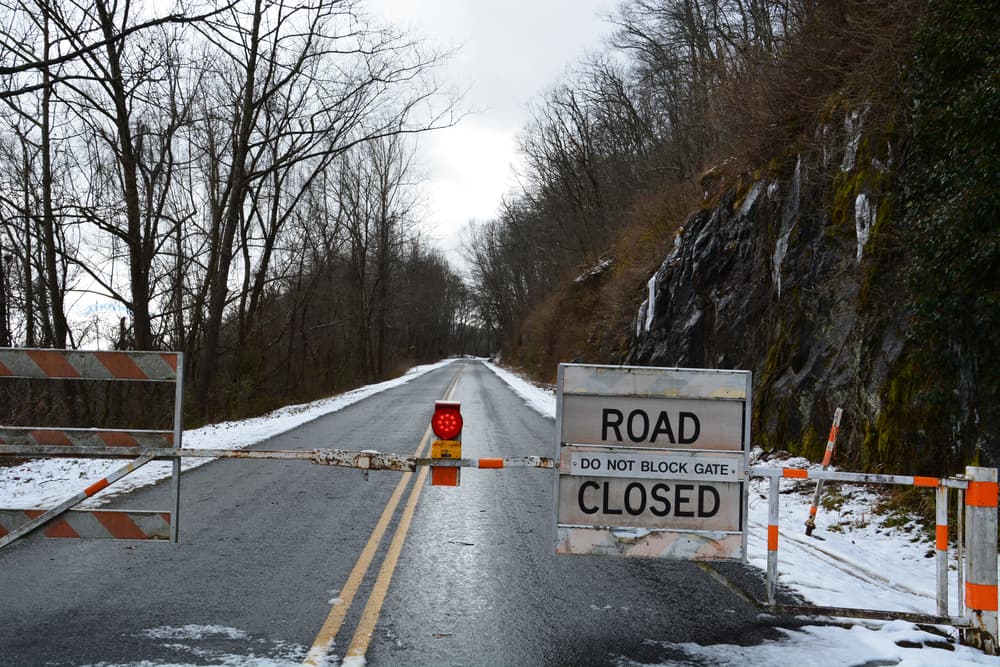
<box><xmin>0</xmin><ymin>359</ymin><xmax>794</xmax><ymax>666</ymax></box>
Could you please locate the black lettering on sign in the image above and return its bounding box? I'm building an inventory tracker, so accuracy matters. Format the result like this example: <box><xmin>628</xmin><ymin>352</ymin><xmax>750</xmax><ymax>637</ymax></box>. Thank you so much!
<box><xmin>679</xmin><ymin>412</ymin><xmax>701</xmax><ymax>444</ymax></box>
<box><xmin>650</xmin><ymin>483</ymin><xmax>671</xmax><ymax>516</ymax></box>
<box><xmin>627</xmin><ymin>411</ymin><xmax>649</xmax><ymax>442</ymax></box>
<box><xmin>607</xmin><ymin>458</ymin><xmax>634</xmax><ymax>472</ymax></box>
<box><xmin>575</xmin><ymin>481</ymin><xmax>725</xmax><ymax>519</ymax></box>
<box><xmin>699</xmin><ymin>485</ymin><xmax>720</xmax><ymax>517</ymax></box>
<box><xmin>579</xmin><ymin>480</ymin><xmax>599</xmax><ymax>514</ymax></box>
<box><xmin>602</xmin><ymin>480</ymin><xmax>622</xmax><ymax>515</ymax></box>
<box><xmin>651</xmin><ymin>411</ymin><xmax>675</xmax><ymax>443</ymax></box>
<box><xmin>602</xmin><ymin>409</ymin><xmax>623</xmax><ymax>441</ymax></box>
<box><xmin>674</xmin><ymin>483</ymin><xmax>695</xmax><ymax>517</ymax></box>
<box><xmin>599</xmin><ymin>409</ymin><xmax>702</xmax><ymax>445</ymax></box>
<box><xmin>624</xmin><ymin>482</ymin><xmax>646</xmax><ymax>515</ymax></box>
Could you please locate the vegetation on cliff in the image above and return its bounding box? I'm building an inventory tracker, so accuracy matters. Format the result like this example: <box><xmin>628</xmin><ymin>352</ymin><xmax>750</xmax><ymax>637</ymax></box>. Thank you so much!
<box><xmin>467</xmin><ymin>0</ymin><xmax>1000</xmax><ymax>474</ymax></box>
<box><xmin>890</xmin><ymin>0</ymin><xmax>1000</xmax><ymax>470</ymax></box>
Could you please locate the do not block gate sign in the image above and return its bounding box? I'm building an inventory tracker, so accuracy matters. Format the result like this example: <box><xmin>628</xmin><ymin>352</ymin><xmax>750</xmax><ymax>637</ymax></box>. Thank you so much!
<box><xmin>555</xmin><ymin>364</ymin><xmax>751</xmax><ymax>561</ymax></box>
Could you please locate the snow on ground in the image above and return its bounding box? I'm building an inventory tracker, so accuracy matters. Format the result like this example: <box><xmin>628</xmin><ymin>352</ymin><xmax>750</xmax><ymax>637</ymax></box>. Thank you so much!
<box><xmin>2</xmin><ymin>358</ymin><xmax>999</xmax><ymax>666</ymax></box>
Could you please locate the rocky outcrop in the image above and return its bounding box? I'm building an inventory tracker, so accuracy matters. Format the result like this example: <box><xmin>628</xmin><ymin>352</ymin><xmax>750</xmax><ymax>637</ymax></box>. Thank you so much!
<box><xmin>628</xmin><ymin>126</ymin><xmax>907</xmax><ymax>465</ymax></box>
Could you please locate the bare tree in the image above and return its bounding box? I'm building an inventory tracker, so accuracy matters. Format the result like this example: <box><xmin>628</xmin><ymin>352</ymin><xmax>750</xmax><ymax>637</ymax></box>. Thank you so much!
<box><xmin>54</xmin><ymin>2</ymin><xmax>191</xmax><ymax>349</ymax></box>
<box><xmin>0</xmin><ymin>2</ymin><xmax>73</xmax><ymax>347</ymax></box>
<box><xmin>0</xmin><ymin>0</ymin><xmax>235</xmax><ymax>92</ymax></box>
<box><xmin>0</xmin><ymin>0</ymin><xmax>470</xmax><ymax>421</ymax></box>
<box><xmin>184</xmin><ymin>0</ymin><xmax>454</xmax><ymax>412</ymax></box>
<box><xmin>336</xmin><ymin>134</ymin><xmax>416</xmax><ymax>379</ymax></box>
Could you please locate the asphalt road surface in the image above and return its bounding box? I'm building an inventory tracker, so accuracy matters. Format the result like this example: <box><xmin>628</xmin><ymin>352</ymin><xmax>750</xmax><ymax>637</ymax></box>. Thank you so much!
<box><xmin>0</xmin><ymin>359</ymin><xmax>794</xmax><ymax>666</ymax></box>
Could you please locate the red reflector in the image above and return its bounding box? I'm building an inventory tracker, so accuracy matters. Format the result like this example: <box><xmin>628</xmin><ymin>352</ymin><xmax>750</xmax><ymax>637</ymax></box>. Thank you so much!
<box><xmin>431</xmin><ymin>467</ymin><xmax>460</xmax><ymax>486</ymax></box>
<box><xmin>431</xmin><ymin>401</ymin><xmax>462</xmax><ymax>440</ymax></box>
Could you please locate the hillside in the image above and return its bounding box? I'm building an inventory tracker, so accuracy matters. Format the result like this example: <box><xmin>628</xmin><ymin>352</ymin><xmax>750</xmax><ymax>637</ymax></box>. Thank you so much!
<box><xmin>469</xmin><ymin>0</ymin><xmax>1000</xmax><ymax>475</ymax></box>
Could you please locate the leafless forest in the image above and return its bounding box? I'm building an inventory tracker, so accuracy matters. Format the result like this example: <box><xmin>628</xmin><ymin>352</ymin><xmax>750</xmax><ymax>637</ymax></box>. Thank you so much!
<box><xmin>0</xmin><ymin>0</ymin><xmax>480</xmax><ymax>421</ymax></box>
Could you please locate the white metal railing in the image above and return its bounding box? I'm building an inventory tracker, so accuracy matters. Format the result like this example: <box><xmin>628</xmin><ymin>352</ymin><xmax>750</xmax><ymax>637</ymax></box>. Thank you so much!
<box><xmin>750</xmin><ymin>465</ymin><xmax>997</xmax><ymax>653</ymax></box>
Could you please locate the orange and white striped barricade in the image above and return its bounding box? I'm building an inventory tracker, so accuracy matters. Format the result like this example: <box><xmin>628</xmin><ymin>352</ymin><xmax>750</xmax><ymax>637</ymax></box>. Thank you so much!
<box><xmin>964</xmin><ymin>466</ymin><xmax>998</xmax><ymax>652</ymax></box>
<box><xmin>0</xmin><ymin>348</ymin><xmax>183</xmax><ymax>547</ymax></box>
<box><xmin>753</xmin><ymin>465</ymin><xmax>981</xmax><ymax>636</ymax></box>
<box><xmin>0</xmin><ymin>508</ymin><xmax>171</xmax><ymax>541</ymax></box>
<box><xmin>804</xmin><ymin>407</ymin><xmax>843</xmax><ymax>536</ymax></box>
<box><xmin>0</xmin><ymin>454</ymin><xmax>168</xmax><ymax>541</ymax></box>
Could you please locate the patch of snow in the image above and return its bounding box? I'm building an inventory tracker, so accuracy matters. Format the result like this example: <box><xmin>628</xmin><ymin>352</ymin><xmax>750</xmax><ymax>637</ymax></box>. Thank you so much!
<box><xmin>683</xmin><ymin>307</ymin><xmax>702</xmax><ymax>333</ymax></box>
<box><xmin>626</xmin><ymin>621</ymin><xmax>996</xmax><ymax>666</ymax></box>
<box><xmin>85</xmin><ymin>625</ymin><xmax>310</xmax><ymax>666</ymax></box>
<box><xmin>819</xmin><ymin>124</ymin><xmax>834</xmax><ymax>167</ymax></box>
<box><xmin>636</xmin><ymin>299</ymin><xmax>648</xmax><ymax>339</ymax></box>
<box><xmin>141</xmin><ymin>625</ymin><xmax>250</xmax><ymax>641</ymax></box>
<box><xmin>638</xmin><ymin>232</ymin><xmax>687</xmax><ymax>337</ymax></box>
<box><xmin>303</xmin><ymin>642</ymin><xmax>337</xmax><ymax>667</ymax></box>
<box><xmin>644</xmin><ymin>274</ymin><xmax>657</xmax><ymax>332</ymax></box>
<box><xmin>483</xmin><ymin>362</ymin><xmax>556</xmax><ymax>420</ymax></box>
<box><xmin>842</xmin><ymin>107</ymin><xmax>866</xmax><ymax>172</ymax></box>
<box><xmin>771</xmin><ymin>155</ymin><xmax>801</xmax><ymax>298</ymax></box>
<box><xmin>739</xmin><ymin>181</ymin><xmax>765</xmax><ymax>218</ymax></box>
<box><xmin>855</xmin><ymin>193</ymin><xmax>876</xmax><ymax>261</ymax></box>
<box><xmin>574</xmin><ymin>257</ymin><xmax>615</xmax><ymax>284</ymax></box>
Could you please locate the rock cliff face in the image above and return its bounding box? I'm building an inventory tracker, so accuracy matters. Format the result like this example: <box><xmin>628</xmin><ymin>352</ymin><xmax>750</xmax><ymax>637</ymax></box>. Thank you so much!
<box><xmin>628</xmin><ymin>128</ymin><xmax>907</xmax><ymax>466</ymax></box>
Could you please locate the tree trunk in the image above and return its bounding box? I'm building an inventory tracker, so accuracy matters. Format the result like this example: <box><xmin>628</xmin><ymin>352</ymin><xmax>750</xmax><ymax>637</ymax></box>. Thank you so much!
<box><xmin>195</xmin><ymin>0</ymin><xmax>263</xmax><ymax>412</ymax></box>
<box><xmin>96</xmin><ymin>0</ymin><xmax>151</xmax><ymax>350</ymax></box>
<box><xmin>40</xmin><ymin>13</ymin><xmax>68</xmax><ymax>349</ymax></box>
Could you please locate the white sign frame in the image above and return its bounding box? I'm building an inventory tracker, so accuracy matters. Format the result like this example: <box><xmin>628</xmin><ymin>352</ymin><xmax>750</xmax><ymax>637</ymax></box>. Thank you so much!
<box><xmin>554</xmin><ymin>364</ymin><xmax>751</xmax><ymax>561</ymax></box>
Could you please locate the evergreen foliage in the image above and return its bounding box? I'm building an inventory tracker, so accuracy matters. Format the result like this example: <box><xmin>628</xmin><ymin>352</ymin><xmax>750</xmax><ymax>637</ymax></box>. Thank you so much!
<box><xmin>900</xmin><ymin>0</ymin><xmax>1000</xmax><ymax>462</ymax></box>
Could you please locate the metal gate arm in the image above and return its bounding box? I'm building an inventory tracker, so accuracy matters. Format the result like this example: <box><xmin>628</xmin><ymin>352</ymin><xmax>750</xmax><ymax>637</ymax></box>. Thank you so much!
<box><xmin>311</xmin><ymin>449</ymin><xmax>415</xmax><ymax>471</ymax></box>
<box><xmin>0</xmin><ymin>445</ymin><xmax>557</xmax><ymax>472</ymax></box>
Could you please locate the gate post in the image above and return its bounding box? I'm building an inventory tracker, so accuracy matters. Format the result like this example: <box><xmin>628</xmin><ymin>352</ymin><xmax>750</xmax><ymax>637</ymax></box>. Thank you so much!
<box><xmin>964</xmin><ymin>466</ymin><xmax>998</xmax><ymax>654</ymax></box>
<box><xmin>766</xmin><ymin>475</ymin><xmax>780</xmax><ymax>605</ymax></box>
<box><xmin>936</xmin><ymin>485</ymin><xmax>949</xmax><ymax>617</ymax></box>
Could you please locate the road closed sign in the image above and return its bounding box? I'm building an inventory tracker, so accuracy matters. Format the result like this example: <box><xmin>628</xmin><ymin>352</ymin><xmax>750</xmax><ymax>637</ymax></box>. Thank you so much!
<box><xmin>555</xmin><ymin>364</ymin><xmax>751</xmax><ymax>561</ymax></box>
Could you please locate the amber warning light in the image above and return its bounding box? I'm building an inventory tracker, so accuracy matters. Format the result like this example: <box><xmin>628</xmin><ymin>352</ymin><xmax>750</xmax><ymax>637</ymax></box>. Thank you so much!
<box><xmin>431</xmin><ymin>401</ymin><xmax>462</xmax><ymax>486</ymax></box>
<box><xmin>431</xmin><ymin>401</ymin><xmax>463</xmax><ymax>441</ymax></box>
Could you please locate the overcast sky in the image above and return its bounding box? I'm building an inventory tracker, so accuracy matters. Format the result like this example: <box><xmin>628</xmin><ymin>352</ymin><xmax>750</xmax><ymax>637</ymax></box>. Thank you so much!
<box><xmin>362</xmin><ymin>0</ymin><xmax>619</xmax><ymax>270</ymax></box>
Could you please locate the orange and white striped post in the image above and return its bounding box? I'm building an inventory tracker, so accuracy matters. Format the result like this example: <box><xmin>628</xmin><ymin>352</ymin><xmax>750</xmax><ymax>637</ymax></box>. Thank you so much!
<box><xmin>936</xmin><ymin>484</ymin><xmax>950</xmax><ymax>617</ymax></box>
<box><xmin>964</xmin><ymin>466</ymin><xmax>998</xmax><ymax>654</ymax></box>
<box><xmin>766</xmin><ymin>475</ymin><xmax>780</xmax><ymax>605</ymax></box>
<box><xmin>804</xmin><ymin>407</ymin><xmax>843</xmax><ymax>536</ymax></box>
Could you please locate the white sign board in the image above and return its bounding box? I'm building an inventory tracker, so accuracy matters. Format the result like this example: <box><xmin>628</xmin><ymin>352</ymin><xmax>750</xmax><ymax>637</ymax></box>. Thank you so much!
<box><xmin>566</xmin><ymin>449</ymin><xmax>743</xmax><ymax>482</ymax></box>
<box><xmin>555</xmin><ymin>364</ymin><xmax>751</xmax><ymax>561</ymax></box>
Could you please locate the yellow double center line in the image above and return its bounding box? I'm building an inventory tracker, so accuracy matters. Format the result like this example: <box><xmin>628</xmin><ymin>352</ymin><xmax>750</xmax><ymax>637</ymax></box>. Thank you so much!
<box><xmin>304</xmin><ymin>366</ymin><xmax>464</xmax><ymax>666</ymax></box>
